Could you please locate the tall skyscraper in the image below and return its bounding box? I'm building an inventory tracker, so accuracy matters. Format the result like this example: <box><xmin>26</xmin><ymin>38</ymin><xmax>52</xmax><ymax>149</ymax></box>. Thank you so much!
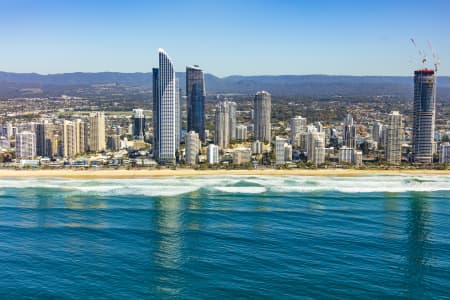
<box><xmin>385</xmin><ymin>111</ymin><xmax>403</xmax><ymax>164</ymax></box>
<box><xmin>254</xmin><ymin>91</ymin><xmax>271</xmax><ymax>143</ymax></box>
<box><xmin>412</xmin><ymin>69</ymin><xmax>436</xmax><ymax>163</ymax></box>
<box><xmin>153</xmin><ymin>48</ymin><xmax>179</xmax><ymax>164</ymax></box>
<box><xmin>89</xmin><ymin>112</ymin><xmax>106</xmax><ymax>152</ymax></box>
<box><xmin>15</xmin><ymin>131</ymin><xmax>36</xmax><ymax>159</ymax></box>
<box><xmin>343</xmin><ymin>113</ymin><xmax>357</xmax><ymax>149</ymax></box>
<box><xmin>214</xmin><ymin>99</ymin><xmax>236</xmax><ymax>149</ymax></box>
<box><xmin>185</xmin><ymin>131</ymin><xmax>200</xmax><ymax>165</ymax></box>
<box><xmin>186</xmin><ymin>65</ymin><xmax>206</xmax><ymax>142</ymax></box>
<box><xmin>132</xmin><ymin>109</ymin><xmax>146</xmax><ymax>140</ymax></box>
<box><xmin>229</xmin><ymin>101</ymin><xmax>237</xmax><ymax>140</ymax></box>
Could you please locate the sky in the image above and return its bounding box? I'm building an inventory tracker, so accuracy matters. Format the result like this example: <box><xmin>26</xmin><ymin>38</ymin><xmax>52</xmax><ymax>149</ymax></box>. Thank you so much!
<box><xmin>0</xmin><ymin>0</ymin><xmax>449</xmax><ymax>76</ymax></box>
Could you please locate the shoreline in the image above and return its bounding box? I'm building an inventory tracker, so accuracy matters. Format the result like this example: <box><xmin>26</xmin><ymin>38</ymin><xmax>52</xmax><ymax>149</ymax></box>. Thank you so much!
<box><xmin>0</xmin><ymin>168</ymin><xmax>449</xmax><ymax>179</ymax></box>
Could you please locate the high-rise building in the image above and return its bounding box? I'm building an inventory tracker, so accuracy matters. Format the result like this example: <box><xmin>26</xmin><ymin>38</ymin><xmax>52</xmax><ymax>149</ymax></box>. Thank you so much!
<box><xmin>15</xmin><ymin>131</ymin><xmax>36</xmax><ymax>159</ymax></box>
<box><xmin>275</xmin><ymin>136</ymin><xmax>289</xmax><ymax>165</ymax></box>
<box><xmin>290</xmin><ymin>116</ymin><xmax>307</xmax><ymax>145</ymax></box>
<box><xmin>412</xmin><ymin>69</ymin><xmax>436</xmax><ymax>163</ymax></box>
<box><xmin>89</xmin><ymin>112</ymin><xmax>106</xmax><ymax>152</ymax></box>
<box><xmin>439</xmin><ymin>142</ymin><xmax>450</xmax><ymax>164</ymax></box>
<box><xmin>175</xmin><ymin>78</ymin><xmax>181</xmax><ymax>148</ymax></box>
<box><xmin>185</xmin><ymin>131</ymin><xmax>200</xmax><ymax>165</ymax></box>
<box><xmin>235</xmin><ymin>125</ymin><xmax>248</xmax><ymax>141</ymax></box>
<box><xmin>207</xmin><ymin>144</ymin><xmax>219</xmax><ymax>165</ymax></box>
<box><xmin>214</xmin><ymin>99</ymin><xmax>236</xmax><ymax>149</ymax></box>
<box><xmin>153</xmin><ymin>48</ymin><xmax>179</xmax><ymax>164</ymax></box>
<box><xmin>254</xmin><ymin>91</ymin><xmax>271</xmax><ymax>143</ymax></box>
<box><xmin>343</xmin><ymin>113</ymin><xmax>357</xmax><ymax>149</ymax></box>
<box><xmin>307</xmin><ymin>130</ymin><xmax>326</xmax><ymax>166</ymax></box>
<box><xmin>339</xmin><ymin>146</ymin><xmax>362</xmax><ymax>166</ymax></box>
<box><xmin>132</xmin><ymin>109</ymin><xmax>146</xmax><ymax>141</ymax></box>
<box><xmin>107</xmin><ymin>135</ymin><xmax>121</xmax><ymax>151</ymax></box>
<box><xmin>35</xmin><ymin>120</ymin><xmax>48</xmax><ymax>157</ymax></box>
<box><xmin>284</xmin><ymin>144</ymin><xmax>293</xmax><ymax>162</ymax></box>
<box><xmin>63</xmin><ymin>119</ymin><xmax>88</xmax><ymax>158</ymax></box>
<box><xmin>186</xmin><ymin>65</ymin><xmax>206</xmax><ymax>142</ymax></box>
<box><xmin>251</xmin><ymin>140</ymin><xmax>263</xmax><ymax>154</ymax></box>
<box><xmin>385</xmin><ymin>111</ymin><xmax>403</xmax><ymax>164</ymax></box>
<box><xmin>372</xmin><ymin>122</ymin><xmax>383</xmax><ymax>148</ymax></box>
<box><xmin>229</xmin><ymin>101</ymin><xmax>237</xmax><ymax>140</ymax></box>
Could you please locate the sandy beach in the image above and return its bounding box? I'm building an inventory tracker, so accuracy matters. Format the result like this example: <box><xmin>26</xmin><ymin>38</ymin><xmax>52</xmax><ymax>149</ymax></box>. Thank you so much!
<box><xmin>0</xmin><ymin>168</ymin><xmax>449</xmax><ymax>179</ymax></box>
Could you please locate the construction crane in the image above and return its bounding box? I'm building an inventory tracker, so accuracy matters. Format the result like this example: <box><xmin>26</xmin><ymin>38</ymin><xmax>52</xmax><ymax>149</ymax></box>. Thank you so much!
<box><xmin>410</xmin><ymin>38</ymin><xmax>427</xmax><ymax>66</ymax></box>
<box><xmin>427</xmin><ymin>40</ymin><xmax>441</xmax><ymax>72</ymax></box>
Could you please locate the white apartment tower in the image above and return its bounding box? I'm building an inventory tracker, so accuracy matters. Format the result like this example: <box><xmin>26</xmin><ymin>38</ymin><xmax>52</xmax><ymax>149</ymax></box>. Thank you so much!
<box><xmin>89</xmin><ymin>112</ymin><xmax>106</xmax><ymax>152</ymax></box>
<box><xmin>385</xmin><ymin>111</ymin><xmax>403</xmax><ymax>164</ymax></box>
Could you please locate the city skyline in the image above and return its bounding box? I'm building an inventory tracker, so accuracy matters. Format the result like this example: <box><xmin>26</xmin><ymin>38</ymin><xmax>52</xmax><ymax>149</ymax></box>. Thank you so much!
<box><xmin>1</xmin><ymin>0</ymin><xmax>449</xmax><ymax>76</ymax></box>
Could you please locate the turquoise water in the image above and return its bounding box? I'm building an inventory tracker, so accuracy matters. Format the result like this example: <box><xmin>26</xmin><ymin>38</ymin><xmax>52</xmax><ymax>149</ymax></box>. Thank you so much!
<box><xmin>0</xmin><ymin>175</ymin><xmax>449</xmax><ymax>299</ymax></box>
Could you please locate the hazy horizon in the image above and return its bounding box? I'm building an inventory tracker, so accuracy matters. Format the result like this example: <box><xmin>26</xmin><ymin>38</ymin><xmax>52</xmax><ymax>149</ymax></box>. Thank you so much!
<box><xmin>1</xmin><ymin>70</ymin><xmax>448</xmax><ymax>78</ymax></box>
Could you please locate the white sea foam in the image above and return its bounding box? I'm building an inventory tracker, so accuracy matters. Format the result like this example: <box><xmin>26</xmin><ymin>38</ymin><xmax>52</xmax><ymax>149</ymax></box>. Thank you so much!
<box><xmin>0</xmin><ymin>175</ymin><xmax>449</xmax><ymax>195</ymax></box>
<box><xmin>213</xmin><ymin>186</ymin><xmax>267</xmax><ymax>194</ymax></box>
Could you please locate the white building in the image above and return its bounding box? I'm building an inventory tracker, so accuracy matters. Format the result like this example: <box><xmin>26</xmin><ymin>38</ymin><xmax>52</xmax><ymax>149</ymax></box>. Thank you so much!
<box><xmin>385</xmin><ymin>111</ymin><xmax>403</xmax><ymax>164</ymax></box>
<box><xmin>439</xmin><ymin>142</ymin><xmax>450</xmax><ymax>164</ymax></box>
<box><xmin>235</xmin><ymin>125</ymin><xmax>248</xmax><ymax>141</ymax></box>
<box><xmin>307</xmin><ymin>131</ymin><xmax>325</xmax><ymax>166</ymax></box>
<box><xmin>214</xmin><ymin>99</ymin><xmax>236</xmax><ymax>149</ymax></box>
<box><xmin>207</xmin><ymin>144</ymin><xmax>219</xmax><ymax>165</ymax></box>
<box><xmin>89</xmin><ymin>112</ymin><xmax>106</xmax><ymax>152</ymax></box>
<box><xmin>290</xmin><ymin>116</ymin><xmax>307</xmax><ymax>145</ymax></box>
<box><xmin>339</xmin><ymin>146</ymin><xmax>363</xmax><ymax>167</ymax></box>
<box><xmin>16</xmin><ymin>131</ymin><xmax>36</xmax><ymax>159</ymax></box>
<box><xmin>153</xmin><ymin>48</ymin><xmax>180</xmax><ymax>164</ymax></box>
<box><xmin>275</xmin><ymin>136</ymin><xmax>290</xmax><ymax>165</ymax></box>
<box><xmin>185</xmin><ymin>131</ymin><xmax>200</xmax><ymax>165</ymax></box>
<box><xmin>251</xmin><ymin>140</ymin><xmax>263</xmax><ymax>154</ymax></box>
<box><xmin>63</xmin><ymin>119</ymin><xmax>88</xmax><ymax>158</ymax></box>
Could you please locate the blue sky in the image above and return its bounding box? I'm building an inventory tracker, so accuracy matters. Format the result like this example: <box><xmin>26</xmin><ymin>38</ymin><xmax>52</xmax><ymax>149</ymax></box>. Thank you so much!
<box><xmin>0</xmin><ymin>0</ymin><xmax>449</xmax><ymax>76</ymax></box>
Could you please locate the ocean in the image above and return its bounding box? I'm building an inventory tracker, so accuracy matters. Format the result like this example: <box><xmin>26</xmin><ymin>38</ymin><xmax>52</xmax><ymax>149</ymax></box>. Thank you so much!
<box><xmin>0</xmin><ymin>175</ymin><xmax>449</xmax><ymax>299</ymax></box>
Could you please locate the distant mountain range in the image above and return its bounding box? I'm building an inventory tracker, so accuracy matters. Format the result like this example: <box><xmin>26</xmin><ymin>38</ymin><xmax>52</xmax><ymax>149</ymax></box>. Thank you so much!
<box><xmin>1</xmin><ymin>71</ymin><xmax>450</xmax><ymax>98</ymax></box>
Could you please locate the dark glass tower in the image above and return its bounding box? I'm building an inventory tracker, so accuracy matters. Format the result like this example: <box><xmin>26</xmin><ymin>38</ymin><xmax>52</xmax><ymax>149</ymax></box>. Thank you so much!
<box><xmin>132</xmin><ymin>109</ymin><xmax>145</xmax><ymax>140</ymax></box>
<box><xmin>412</xmin><ymin>69</ymin><xmax>436</xmax><ymax>163</ymax></box>
<box><xmin>186</xmin><ymin>65</ymin><xmax>206</xmax><ymax>142</ymax></box>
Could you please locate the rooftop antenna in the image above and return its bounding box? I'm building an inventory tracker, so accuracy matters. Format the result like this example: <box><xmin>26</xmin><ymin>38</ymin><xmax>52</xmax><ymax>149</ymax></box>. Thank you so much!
<box><xmin>410</xmin><ymin>38</ymin><xmax>427</xmax><ymax>66</ymax></box>
<box><xmin>427</xmin><ymin>40</ymin><xmax>441</xmax><ymax>72</ymax></box>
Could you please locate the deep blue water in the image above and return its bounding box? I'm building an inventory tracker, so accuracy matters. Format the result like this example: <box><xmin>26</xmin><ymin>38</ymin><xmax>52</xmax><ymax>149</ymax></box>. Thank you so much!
<box><xmin>0</xmin><ymin>175</ymin><xmax>449</xmax><ymax>299</ymax></box>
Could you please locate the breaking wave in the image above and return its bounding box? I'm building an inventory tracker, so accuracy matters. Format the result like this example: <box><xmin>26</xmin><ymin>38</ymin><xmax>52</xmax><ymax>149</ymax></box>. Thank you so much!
<box><xmin>0</xmin><ymin>175</ymin><xmax>449</xmax><ymax>196</ymax></box>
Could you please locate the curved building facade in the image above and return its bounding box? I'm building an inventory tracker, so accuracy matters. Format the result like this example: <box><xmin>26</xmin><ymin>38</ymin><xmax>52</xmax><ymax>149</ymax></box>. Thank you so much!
<box><xmin>153</xmin><ymin>49</ymin><xmax>178</xmax><ymax>164</ymax></box>
<box><xmin>412</xmin><ymin>69</ymin><xmax>436</xmax><ymax>163</ymax></box>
